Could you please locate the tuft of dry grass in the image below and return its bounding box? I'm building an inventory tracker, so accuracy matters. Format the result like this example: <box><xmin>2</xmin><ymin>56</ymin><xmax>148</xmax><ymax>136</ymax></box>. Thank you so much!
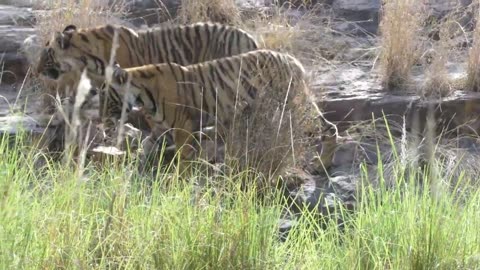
<box><xmin>422</xmin><ymin>4</ymin><xmax>471</xmax><ymax>97</ymax></box>
<box><xmin>379</xmin><ymin>0</ymin><xmax>424</xmax><ymax>91</ymax></box>
<box><xmin>421</xmin><ymin>25</ymin><xmax>453</xmax><ymax>97</ymax></box>
<box><xmin>421</xmin><ymin>49</ymin><xmax>452</xmax><ymax>97</ymax></box>
<box><xmin>177</xmin><ymin>0</ymin><xmax>240</xmax><ymax>25</ymax></box>
<box><xmin>250</xmin><ymin>7</ymin><xmax>299</xmax><ymax>51</ymax></box>
<box><xmin>467</xmin><ymin>3</ymin><xmax>480</xmax><ymax>92</ymax></box>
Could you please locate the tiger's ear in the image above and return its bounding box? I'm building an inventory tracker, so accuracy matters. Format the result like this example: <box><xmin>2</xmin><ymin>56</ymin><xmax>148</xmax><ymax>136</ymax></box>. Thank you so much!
<box><xmin>54</xmin><ymin>31</ymin><xmax>71</xmax><ymax>49</ymax></box>
<box><xmin>63</xmin><ymin>25</ymin><xmax>77</xmax><ymax>33</ymax></box>
<box><xmin>113</xmin><ymin>66</ymin><xmax>128</xmax><ymax>84</ymax></box>
<box><xmin>54</xmin><ymin>25</ymin><xmax>76</xmax><ymax>49</ymax></box>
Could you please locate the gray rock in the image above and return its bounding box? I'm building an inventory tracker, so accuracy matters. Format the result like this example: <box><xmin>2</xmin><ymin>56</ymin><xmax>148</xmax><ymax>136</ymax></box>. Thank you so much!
<box><xmin>424</xmin><ymin>0</ymin><xmax>470</xmax><ymax>15</ymax></box>
<box><xmin>0</xmin><ymin>5</ymin><xmax>37</xmax><ymax>84</ymax></box>
<box><xmin>0</xmin><ymin>25</ymin><xmax>36</xmax><ymax>84</ymax></box>
<box><xmin>120</xmin><ymin>0</ymin><xmax>181</xmax><ymax>26</ymax></box>
<box><xmin>282</xmin><ymin>169</ymin><xmax>357</xmax><ymax>224</ymax></box>
<box><xmin>332</xmin><ymin>0</ymin><xmax>380</xmax><ymax>35</ymax></box>
<box><xmin>278</xmin><ymin>218</ymin><xmax>297</xmax><ymax>242</ymax></box>
<box><xmin>331</xmin><ymin>141</ymin><xmax>357</xmax><ymax>167</ymax></box>
<box><xmin>328</xmin><ymin>0</ymin><xmax>475</xmax><ymax>36</ymax></box>
<box><xmin>328</xmin><ymin>175</ymin><xmax>356</xmax><ymax>202</ymax></box>
<box><xmin>273</xmin><ymin>0</ymin><xmax>334</xmax><ymax>8</ymax></box>
<box><xmin>333</xmin><ymin>0</ymin><xmax>380</xmax><ymax>11</ymax></box>
<box><xmin>0</xmin><ymin>5</ymin><xmax>35</xmax><ymax>26</ymax></box>
<box><xmin>20</xmin><ymin>34</ymin><xmax>41</xmax><ymax>67</ymax></box>
<box><xmin>0</xmin><ymin>1</ymin><xmax>35</xmax><ymax>8</ymax></box>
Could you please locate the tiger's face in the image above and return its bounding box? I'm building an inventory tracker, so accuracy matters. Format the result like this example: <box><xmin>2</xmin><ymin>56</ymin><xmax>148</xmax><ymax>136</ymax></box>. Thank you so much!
<box><xmin>36</xmin><ymin>47</ymin><xmax>62</xmax><ymax>80</ymax></box>
<box><xmin>103</xmin><ymin>64</ymin><xmax>139</xmax><ymax>107</ymax></box>
<box><xmin>37</xmin><ymin>25</ymin><xmax>106</xmax><ymax>81</ymax></box>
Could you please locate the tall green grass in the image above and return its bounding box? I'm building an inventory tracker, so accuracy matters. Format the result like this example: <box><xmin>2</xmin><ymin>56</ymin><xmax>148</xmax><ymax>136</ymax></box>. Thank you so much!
<box><xmin>1</xmin><ymin>130</ymin><xmax>480</xmax><ymax>269</ymax></box>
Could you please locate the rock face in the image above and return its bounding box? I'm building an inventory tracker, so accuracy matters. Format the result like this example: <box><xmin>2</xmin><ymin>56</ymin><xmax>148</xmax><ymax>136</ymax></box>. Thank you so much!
<box><xmin>329</xmin><ymin>0</ymin><xmax>474</xmax><ymax>35</ymax></box>
<box><xmin>122</xmin><ymin>0</ymin><xmax>181</xmax><ymax>26</ymax></box>
<box><xmin>0</xmin><ymin>4</ymin><xmax>35</xmax><ymax>25</ymax></box>
<box><xmin>331</xmin><ymin>0</ymin><xmax>380</xmax><ymax>35</ymax></box>
<box><xmin>0</xmin><ymin>5</ymin><xmax>36</xmax><ymax>85</ymax></box>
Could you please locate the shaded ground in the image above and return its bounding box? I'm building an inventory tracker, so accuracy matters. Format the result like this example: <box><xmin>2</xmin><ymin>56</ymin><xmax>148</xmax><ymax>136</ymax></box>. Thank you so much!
<box><xmin>0</xmin><ymin>85</ymin><xmax>46</xmax><ymax>134</ymax></box>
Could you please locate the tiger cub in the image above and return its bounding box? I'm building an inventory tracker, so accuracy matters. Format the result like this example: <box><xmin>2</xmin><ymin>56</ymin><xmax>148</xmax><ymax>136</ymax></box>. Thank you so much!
<box><xmin>36</xmin><ymin>22</ymin><xmax>260</xmax><ymax>127</ymax></box>
<box><xmin>96</xmin><ymin>49</ymin><xmax>313</xmax><ymax>161</ymax></box>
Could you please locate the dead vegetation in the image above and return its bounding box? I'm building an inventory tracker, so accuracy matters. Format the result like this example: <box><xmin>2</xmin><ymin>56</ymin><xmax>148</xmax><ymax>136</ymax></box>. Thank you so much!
<box><xmin>379</xmin><ymin>0</ymin><xmax>424</xmax><ymax>91</ymax></box>
<box><xmin>467</xmin><ymin>3</ymin><xmax>480</xmax><ymax>92</ymax></box>
<box><xmin>421</xmin><ymin>47</ymin><xmax>452</xmax><ymax>97</ymax></box>
<box><xmin>380</xmin><ymin>0</ymin><xmax>477</xmax><ymax>96</ymax></box>
<box><xmin>421</xmin><ymin>14</ymin><xmax>459</xmax><ymax>97</ymax></box>
<box><xmin>177</xmin><ymin>0</ymin><xmax>240</xmax><ymax>25</ymax></box>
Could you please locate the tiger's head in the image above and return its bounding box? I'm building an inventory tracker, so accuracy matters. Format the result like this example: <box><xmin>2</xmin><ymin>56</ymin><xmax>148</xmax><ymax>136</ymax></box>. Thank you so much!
<box><xmin>102</xmin><ymin>63</ymin><xmax>136</xmax><ymax>107</ymax></box>
<box><xmin>37</xmin><ymin>24</ymin><xmax>110</xmax><ymax>81</ymax></box>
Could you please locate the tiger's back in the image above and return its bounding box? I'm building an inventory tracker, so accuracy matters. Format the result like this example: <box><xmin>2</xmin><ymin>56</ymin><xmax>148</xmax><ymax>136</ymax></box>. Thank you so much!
<box><xmin>181</xmin><ymin>49</ymin><xmax>307</xmax><ymax>126</ymax></box>
<box><xmin>131</xmin><ymin>22</ymin><xmax>259</xmax><ymax>66</ymax></box>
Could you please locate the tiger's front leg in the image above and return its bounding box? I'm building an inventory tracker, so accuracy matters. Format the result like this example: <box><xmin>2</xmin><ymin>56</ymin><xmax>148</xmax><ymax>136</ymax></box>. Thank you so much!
<box><xmin>173</xmin><ymin>121</ymin><xmax>197</xmax><ymax>161</ymax></box>
<box><xmin>141</xmin><ymin>113</ymin><xmax>175</xmax><ymax>160</ymax></box>
<box><xmin>171</xmin><ymin>118</ymin><xmax>200</xmax><ymax>175</ymax></box>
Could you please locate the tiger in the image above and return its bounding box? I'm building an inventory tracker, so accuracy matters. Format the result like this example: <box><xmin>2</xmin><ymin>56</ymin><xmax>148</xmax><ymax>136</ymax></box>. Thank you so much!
<box><xmin>91</xmin><ymin>49</ymin><xmax>314</xmax><ymax>164</ymax></box>
<box><xmin>36</xmin><ymin>22</ymin><xmax>260</xmax><ymax>128</ymax></box>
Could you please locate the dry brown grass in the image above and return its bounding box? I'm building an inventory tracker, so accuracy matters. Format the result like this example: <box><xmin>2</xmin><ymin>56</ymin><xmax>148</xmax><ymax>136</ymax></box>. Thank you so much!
<box><xmin>249</xmin><ymin>7</ymin><xmax>299</xmax><ymax>51</ymax></box>
<box><xmin>177</xmin><ymin>0</ymin><xmax>240</xmax><ymax>25</ymax></box>
<box><xmin>421</xmin><ymin>48</ymin><xmax>452</xmax><ymax>97</ymax></box>
<box><xmin>421</xmin><ymin>19</ymin><xmax>455</xmax><ymax>97</ymax></box>
<box><xmin>467</xmin><ymin>2</ymin><xmax>480</xmax><ymax>92</ymax></box>
<box><xmin>379</xmin><ymin>0</ymin><xmax>424</xmax><ymax>91</ymax></box>
<box><xmin>421</xmin><ymin>3</ymin><xmax>474</xmax><ymax>97</ymax></box>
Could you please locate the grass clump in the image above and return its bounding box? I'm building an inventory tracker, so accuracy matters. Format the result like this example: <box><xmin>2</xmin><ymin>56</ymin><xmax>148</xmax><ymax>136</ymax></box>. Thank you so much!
<box><xmin>467</xmin><ymin>3</ymin><xmax>480</xmax><ymax>92</ymax></box>
<box><xmin>379</xmin><ymin>0</ymin><xmax>423</xmax><ymax>91</ymax></box>
<box><xmin>2</xmin><ymin>125</ymin><xmax>480</xmax><ymax>269</ymax></box>
<box><xmin>421</xmin><ymin>3</ymin><xmax>473</xmax><ymax>97</ymax></box>
<box><xmin>421</xmin><ymin>21</ymin><xmax>454</xmax><ymax>97</ymax></box>
<box><xmin>422</xmin><ymin>48</ymin><xmax>452</xmax><ymax>97</ymax></box>
<box><xmin>177</xmin><ymin>0</ymin><xmax>240</xmax><ymax>25</ymax></box>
